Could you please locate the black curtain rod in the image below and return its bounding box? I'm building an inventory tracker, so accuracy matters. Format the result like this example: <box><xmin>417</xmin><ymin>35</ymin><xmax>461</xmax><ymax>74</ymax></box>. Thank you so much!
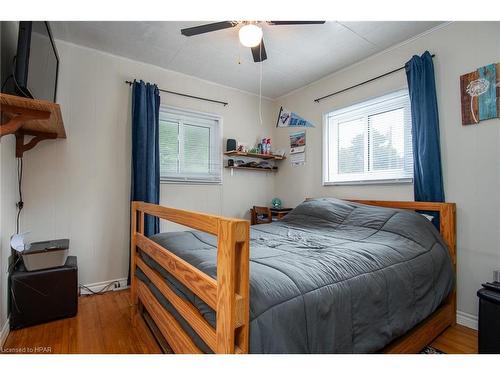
<box><xmin>313</xmin><ymin>54</ymin><xmax>435</xmax><ymax>103</ymax></box>
<box><xmin>125</xmin><ymin>80</ymin><xmax>228</xmax><ymax>106</ymax></box>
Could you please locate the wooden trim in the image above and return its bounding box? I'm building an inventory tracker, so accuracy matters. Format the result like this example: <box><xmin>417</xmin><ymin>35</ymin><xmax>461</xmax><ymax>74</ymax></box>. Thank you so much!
<box><xmin>0</xmin><ymin>93</ymin><xmax>66</xmax><ymax>139</ymax></box>
<box><xmin>137</xmin><ymin>280</ymin><xmax>202</xmax><ymax>353</ymax></box>
<box><xmin>140</xmin><ymin>302</ymin><xmax>174</xmax><ymax>353</ymax></box>
<box><xmin>136</xmin><ymin>256</ymin><xmax>217</xmax><ymax>352</ymax></box>
<box><xmin>15</xmin><ymin>130</ymin><xmax>58</xmax><ymax>157</ymax></box>
<box><xmin>215</xmin><ymin>220</ymin><xmax>249</xmax><ymax>353</ymax></box>
<box><xmin>132</xmin><ymin>199</ymin><xmax>456</xmax><ymax>354</ymax></box>
<box><xmin>134</xmin><ymin>201</ymin><xmax>247</xmax><ymax>236</ymax></box>
<box><xmin>130</xmin><ymin>202</ymin><xmax>138</xmax><ymax>306</ymax></box>
<box><xmin>0</xmin><ymin>104</ymin><xmax>51</xmax><ymax>136</ymax></box>
<box><xmin>224</xmin><ymin>150</ymin><xmax>286</xmax><ymax>160</ymax></box>
<box><xmin>225</xmin><ymin>166</ymin><xmax>278</xmax><ymax>173</ymax></box>
<box><xmin>383</xmin><ymin>299</ymin><xmax>454</xmax><ymax>353</ymax></box>
<box><xmin>136</xmin><ymin>232</ymin><xmax>218</xmax><ymax>310</ymax></box>
<box><xmin>234</xmin><ymin>221</ymin><xmax>250</xmax><ymax>353</ymax></box>
<box><xmin>131</xmin><ymin>201</ymin><xmax>250</xmax><ymax>353</ymax></box>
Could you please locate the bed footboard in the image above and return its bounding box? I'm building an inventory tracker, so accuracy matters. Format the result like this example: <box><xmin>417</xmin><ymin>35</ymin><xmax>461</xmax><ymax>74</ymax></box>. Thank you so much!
<box><xmin>130</xmin><ymin>201</ymin><xmax>250</xmax><ymax>354</ymax></box>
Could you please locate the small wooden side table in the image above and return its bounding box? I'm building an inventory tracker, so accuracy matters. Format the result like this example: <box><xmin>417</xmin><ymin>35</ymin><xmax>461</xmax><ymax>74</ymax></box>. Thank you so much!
<box><xmin>250</xmin><ymin>207</ymin><xmax>293</xmax><ymax>225</ymax></box>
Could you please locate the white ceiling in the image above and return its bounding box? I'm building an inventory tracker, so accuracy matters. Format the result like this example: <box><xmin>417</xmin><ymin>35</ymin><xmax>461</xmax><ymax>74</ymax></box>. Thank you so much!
<box><xmin>51</xmin><ymin>21</ymin><xmax>442</xmax><ymax>98</ymax></box>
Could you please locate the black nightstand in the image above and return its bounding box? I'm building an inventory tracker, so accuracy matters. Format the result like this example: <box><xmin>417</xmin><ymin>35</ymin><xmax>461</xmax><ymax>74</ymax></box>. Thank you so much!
<box><xmin>10</xmin><ymin>256</ymin><xmax>78</xmax><ymax>330</ymax></box>
<box><xmin>477</xmin><ymin>286</ymin><xmax>500</xmax><ymax>353</ymax></box>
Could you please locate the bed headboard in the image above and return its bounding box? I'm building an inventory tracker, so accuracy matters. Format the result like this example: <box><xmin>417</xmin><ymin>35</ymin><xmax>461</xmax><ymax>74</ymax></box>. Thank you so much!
<box><xmin>304</xmin><ymin>198</ymin><xmax>456</xmax><ymax>265</ymax></box>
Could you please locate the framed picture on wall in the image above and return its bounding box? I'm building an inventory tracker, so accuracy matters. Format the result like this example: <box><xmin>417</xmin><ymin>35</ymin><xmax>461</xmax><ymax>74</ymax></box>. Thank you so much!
<box><xmin>460</xmin><ymin>62</ymin><xmax>500</xmax><ymax>125</ymax></box>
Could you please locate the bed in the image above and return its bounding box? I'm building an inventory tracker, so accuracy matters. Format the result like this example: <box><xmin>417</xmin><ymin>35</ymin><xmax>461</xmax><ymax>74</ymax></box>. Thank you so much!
<box><xmin>130</xmin><ymin>197</ymin><xmax>456</xmax><ymax>354</ymax></box>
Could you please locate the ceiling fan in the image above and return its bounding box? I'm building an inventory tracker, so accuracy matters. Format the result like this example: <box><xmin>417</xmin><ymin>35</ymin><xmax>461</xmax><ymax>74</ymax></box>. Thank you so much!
<box><xmin>180</xmin><ymin>21</ymin><xmax>326</xmax><ymax>63</ymax></box>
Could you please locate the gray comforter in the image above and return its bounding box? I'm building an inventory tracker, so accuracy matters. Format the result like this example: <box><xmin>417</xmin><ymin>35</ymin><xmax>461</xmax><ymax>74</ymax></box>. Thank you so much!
<box><xmin>136</xmin><ymin>198</ymin><xmax>454</xmax><ymax>353</ymax></box>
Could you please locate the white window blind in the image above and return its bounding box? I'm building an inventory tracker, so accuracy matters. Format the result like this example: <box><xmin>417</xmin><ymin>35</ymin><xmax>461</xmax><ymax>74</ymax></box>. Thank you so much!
<box><xmin>324</xmin><ymin>90</ymin><xmax>413</xmax><ymax>185</ymax></box>
<box><xmin>159</xmin><ymin>106</ymin><xmax>222</xmax><ymax>183</ymax></box>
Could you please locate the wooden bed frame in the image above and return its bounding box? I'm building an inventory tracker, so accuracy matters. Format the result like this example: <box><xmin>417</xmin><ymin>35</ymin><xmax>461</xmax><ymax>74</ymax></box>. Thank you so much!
<box><xmin>130</xmin><ymin>199</ymin><xmax>456</xmax><ymax>354</ymax></box>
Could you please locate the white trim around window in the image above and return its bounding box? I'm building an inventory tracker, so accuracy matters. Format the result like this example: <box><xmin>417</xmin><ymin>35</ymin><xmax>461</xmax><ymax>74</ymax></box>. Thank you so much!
<box><xmin>159</xmin><ymin>105</ymin><xmax>222</xmax><ymax>184</ymax></box>
<box><xmin>323</xmin><ymin>89</ymin><xmax>414</xmax><ymax>186</ymax></box>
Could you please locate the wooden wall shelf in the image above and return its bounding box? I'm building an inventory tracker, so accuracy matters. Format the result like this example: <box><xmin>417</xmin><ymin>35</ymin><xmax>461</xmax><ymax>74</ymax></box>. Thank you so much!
<box><xmin>224</xmin><ymin>151</ymin><xmax>285</xmax><ymax>160</ymax></box>
<box><xmin>225</xmin><ymin>166</ymin><xmax>277</xmax><ymax>173</ymax></box>
<box><xmin>0</xmin><ymin>93</ymin><xmax>66</xmax><ymax>157</ymax></box>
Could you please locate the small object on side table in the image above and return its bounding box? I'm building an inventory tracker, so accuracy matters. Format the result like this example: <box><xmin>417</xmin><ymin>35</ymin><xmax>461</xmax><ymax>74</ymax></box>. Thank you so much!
<box><xmin>271</xmin><ymin>198</ymin><xmax>282</xmax><ymax>209</ymax></box>
<box><xmin>21</xmin><ymin>238</ymin><xmax>70</xmax><ymax>271</ymax></box>
<box><xmin>9</xmin><ymin>256</ymin><xmax>78</xmax><ymax>330</ymax></box>
<box><xmin>477</xmin><ymin>282</ymin><xmax>500</xmax><ymax>353</ymax></box>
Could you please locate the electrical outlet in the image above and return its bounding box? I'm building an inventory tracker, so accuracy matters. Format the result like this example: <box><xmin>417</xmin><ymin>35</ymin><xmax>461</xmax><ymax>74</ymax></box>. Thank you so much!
<box><xmin>494</xmin><ymin>270</ymin><xmax>500</xmax><ymax>283</ymax></box>
<box><xmin>114</xmin><ymin>281</ymin><xmax>121</xmax><ymax>289</ymax></box>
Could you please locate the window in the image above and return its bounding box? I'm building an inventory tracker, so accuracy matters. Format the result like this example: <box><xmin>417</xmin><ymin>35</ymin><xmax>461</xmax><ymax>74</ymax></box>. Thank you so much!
<box><xmin>159</xmin><ymin>106</ymin><xmax>222</xmax><ymax>183</ymax></box>
<box><xmin>323</xmin><ymin>90</ymin><xmax>413</xmax><ymax>185</ymax></box>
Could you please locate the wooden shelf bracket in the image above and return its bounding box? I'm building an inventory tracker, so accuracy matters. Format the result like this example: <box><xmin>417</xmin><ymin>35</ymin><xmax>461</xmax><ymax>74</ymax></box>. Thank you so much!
<box><xmin>15</xmin><ymin>130</ymin><xmax>58</xmax><ymax>158</ymax></box>
<box><xmin>1</xmin><ymin>93</ymin><xmax>66</xmax><ymax>157</ymax></box>
<box><xmin>1</xmin><ymin>104</ymin><xmax>51</xmax><ymax>137</ymax></box>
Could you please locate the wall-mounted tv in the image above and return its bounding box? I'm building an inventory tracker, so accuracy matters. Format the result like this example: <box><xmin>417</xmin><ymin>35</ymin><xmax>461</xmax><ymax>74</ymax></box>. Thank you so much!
<box><xmin>14</xmin><ymin>21</ymin><xmax>59</xmax><ymax>103</ymax></box>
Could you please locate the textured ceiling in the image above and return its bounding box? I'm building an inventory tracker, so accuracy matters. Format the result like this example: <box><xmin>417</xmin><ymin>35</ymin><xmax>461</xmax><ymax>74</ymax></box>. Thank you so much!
<box><xmin>51</xmin><ymin>21</ymin><xmax>442</xmax><ymax>98</ymax></box>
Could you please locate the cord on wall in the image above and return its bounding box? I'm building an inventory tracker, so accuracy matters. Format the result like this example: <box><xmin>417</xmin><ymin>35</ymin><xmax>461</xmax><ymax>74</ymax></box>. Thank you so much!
<box><xmin>78</xmin><ymin>278</ymin><xmax>129</xmax><ymax>296</ymax></box>
<box><xmin>259</xmin><ymin>41</ymin><xmax>263</xmax><ymax>125</ymax></box>
<box><xmin>78</xmin><ymin>281</ymin><xmax>116</xmax><ymax>296</ymax></box>
<box><xmin>16</xmin><ymin>158</ymin><xmax>24</xmax><ymax>234</ymax></box>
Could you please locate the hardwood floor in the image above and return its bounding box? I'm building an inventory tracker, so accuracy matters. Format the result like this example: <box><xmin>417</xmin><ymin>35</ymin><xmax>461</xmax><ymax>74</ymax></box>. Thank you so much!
<box><xmin>2</xmin><ymin>290</ymin><xmax>478</xmax><ymax>354</ymax></box>
<box><xmin>430</xmin><ymin>324</ymin><xmax>478</xmax><ymax>354</ymax></box>
<box><xmin>3</xmin><ymin>289</ymin><xmax>161</xmax><ymax>354</ymax></box>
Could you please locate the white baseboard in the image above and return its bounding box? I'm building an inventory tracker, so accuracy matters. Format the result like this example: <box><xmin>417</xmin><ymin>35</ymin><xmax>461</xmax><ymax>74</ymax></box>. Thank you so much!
<box><xmin>79</xmin><ymin>277</ymin><xmax>129</xmax><ymax>295</ymax></box>
<box><xmin>457</xmin><ymin>310</ymin><xmax>478</xmax><ymax>330</ymax></box>
<box><xmin>0</xmin><ymin>318</ymin><xmax>10</xmax><ymax>349</ymax></box>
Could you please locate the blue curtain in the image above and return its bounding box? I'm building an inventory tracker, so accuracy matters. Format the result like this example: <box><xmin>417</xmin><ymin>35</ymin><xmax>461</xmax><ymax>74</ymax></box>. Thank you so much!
<box><xmin>405</xmin><ymin>51</ymin><xmax>444</xmax><ymax>226</ymax></box>
<box><xmin>131</xmin><ymin>80</ymin><xmax>160</xmax><ymax>236</ymax></box>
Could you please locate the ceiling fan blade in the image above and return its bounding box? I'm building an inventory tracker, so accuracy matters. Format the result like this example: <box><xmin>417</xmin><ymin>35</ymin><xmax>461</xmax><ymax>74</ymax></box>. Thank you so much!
<box><xmin>251</xmin><ymin>39</ymin><xmax>267</xmax><ymax>63</ymax></box>
<box><xmin>268</xmin><ymin>21</ymin><xmax>326</xmax><ymax>25</ymax></box>
<box><xmin>181</xmin><ymin>21</ymin><xmax>236</xmax><ymax>36</ymax></box>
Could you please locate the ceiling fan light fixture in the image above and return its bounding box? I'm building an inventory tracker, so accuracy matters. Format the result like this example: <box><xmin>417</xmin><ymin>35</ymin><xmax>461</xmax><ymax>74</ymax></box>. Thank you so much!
<box><xmin>238</xmin><ymin>24</ymin><xmax>263</xmax><ymax>48</ymax></box>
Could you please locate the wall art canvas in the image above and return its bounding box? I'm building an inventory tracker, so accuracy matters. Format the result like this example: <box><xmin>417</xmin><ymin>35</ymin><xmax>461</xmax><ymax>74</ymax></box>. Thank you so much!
<box><xmin>460</xmin><ymin>62</ymin><xmax>500</xmax><ymax>125</ymax></box>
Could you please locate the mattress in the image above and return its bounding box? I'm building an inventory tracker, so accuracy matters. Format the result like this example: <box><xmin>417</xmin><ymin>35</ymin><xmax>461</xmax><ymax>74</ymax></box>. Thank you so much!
<box><xmin>135</xmin><ymin>197</ymin><xmax>454</xmax><ymax>353</ymax></box>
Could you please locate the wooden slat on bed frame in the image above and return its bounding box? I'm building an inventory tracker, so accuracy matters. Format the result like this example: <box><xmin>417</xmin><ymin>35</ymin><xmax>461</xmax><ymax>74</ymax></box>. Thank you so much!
<box><xmin>130</xmin><ymin>201</ymin><xmax>250</xmax><ymax>354</ymax></box>
<box><xmin>137</xmin><ymin>279</ymin><xmax>202</xmax><ymax>353</ymax></box>
<box><xmin>136</xmin><ymin>232</ymin><xmax>218</xmax><ymax>309</ymax></box>
<box><xmin>136</xmin><ymin>256</ymin><xmax>217</xmax><ymax>352</ymax></box>
<box><xmin>130</xmin><ymin>198</ymin><xmax>456</xmax><ymax>354</ymax></box>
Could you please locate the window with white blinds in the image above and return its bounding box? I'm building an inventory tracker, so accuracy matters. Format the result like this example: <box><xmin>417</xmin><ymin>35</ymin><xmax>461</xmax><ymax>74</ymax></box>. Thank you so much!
<box><xmin>159</xmin><ymin>106</ymin><xmax>222</xmax><ymax>183</ymax></box>
<box><xmin>324</xmin><ymin>90</ymin><xmax>413</xmax><ymax>185</ymax></box>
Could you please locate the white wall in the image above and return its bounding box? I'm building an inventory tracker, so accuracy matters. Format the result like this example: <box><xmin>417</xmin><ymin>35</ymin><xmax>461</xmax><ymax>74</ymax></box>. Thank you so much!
<box><xmin>15</xmin><ymin>40</ymin><xmax>275</xmax><ymax>289</ymax></box>
<box><xmin>272</xmin><ymin>22</ymin><xmax>500</xmax><ymax>319</ymax></box>
<box><xmin>0</xmin><ymin>21</ymin><xmax>20</xmax><ymax>338</ymax></box>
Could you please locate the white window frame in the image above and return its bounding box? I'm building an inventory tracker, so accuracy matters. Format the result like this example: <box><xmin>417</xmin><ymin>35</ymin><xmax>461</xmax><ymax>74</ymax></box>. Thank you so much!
<box><xmin>159</xmin><ymin>105</ymin><xmax>222</xmax><ymax>184</ymax></box>
<box><xmin>323</xmin><ymin>89</ymin><xmax>413</xmax><ymax>185</ymax></box>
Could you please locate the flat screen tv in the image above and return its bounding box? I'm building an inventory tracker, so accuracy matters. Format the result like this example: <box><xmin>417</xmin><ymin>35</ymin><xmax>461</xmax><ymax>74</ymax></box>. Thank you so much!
<box><xmin>14</xmin><ymin>21</ymin><xmax>59</xmax><ymax>103</ymax></box>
